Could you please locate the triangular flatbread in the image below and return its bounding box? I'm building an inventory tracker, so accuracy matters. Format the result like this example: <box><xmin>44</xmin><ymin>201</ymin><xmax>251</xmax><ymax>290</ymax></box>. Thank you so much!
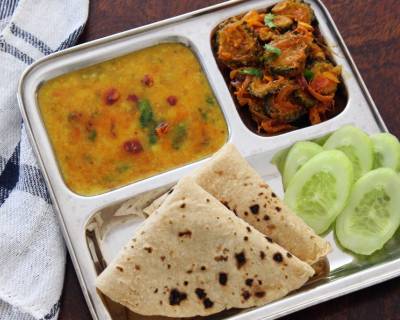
<box><xmin>96</xmin><ymin>177</ymin><xmax>314</xmax><ymax>317</ymax></box>
<box><xmin>144</xmin><ymin>144</ymin><xmax>330</xmax><ymax>265</ymax></box>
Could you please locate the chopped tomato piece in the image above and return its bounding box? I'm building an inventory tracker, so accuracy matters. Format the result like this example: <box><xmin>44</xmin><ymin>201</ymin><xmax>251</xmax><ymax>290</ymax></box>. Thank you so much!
<box><xmin>141</xmin><ymin>74</ymin><xmax>154</xmax><ymax>87</ymax></box>
<box><xmin>86</xmin><ymin>120</ymin><xmax>94</xmax><ymax>132</ymax></box>
<box><xmin>127</xmin><ymin>94</ymin><xmax>139</xmax><ymax>102</ymax></box>
<box><xmin>123</xmin><ymin>139</ymin><xmax>143</xmax><ymax>154</ymax></box>
<box><xmin>156</xmin><ymin>122</ymin><xmax>169</xmax><ymax>136</ymax></box>
<box><xmin>104</xmin><ymin>88</ymin><xmax>120</xmax><ymax>105</ymax></box>
<box><xmin>166</xmin><ymin>96</ymin><xmax>177</xmax><ymax>106</ymax></box>
<box><xmin>67</xmin><ymin>112</ymin><xmax>82</xmax><ymax>121</ymax></box>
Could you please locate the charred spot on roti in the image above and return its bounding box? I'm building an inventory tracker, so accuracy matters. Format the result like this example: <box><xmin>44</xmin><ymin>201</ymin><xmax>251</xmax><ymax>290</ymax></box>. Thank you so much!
<box><xmin>195</xmin><ymin>288</ymin><xmax>207</xmax><ymax>300</ymax></box>
<box><xmin>134</xmin><ymin>264</ymin><xmax>141</xmax><ymax>270</ymax></box>
<box><xmin>186</xmin><ymin>269</ymin><xmax>193</xmax><ymax>274</ymax></box>
<box><xmin>255</xmin><ymin>291</ymin><xmax>266</xmax><ymax>298</ymax></box>
<box><xmin>258</xmin><ymin>192</ymin><xmax>264</xmax><ymax>196</ymax></box>
<box><xmin>159</xmin><ymin>300</ymin><xmax>162</xmax><ymax>305</ymax></box>
<box><xmin>233</xmin><ymin>209</ymin><xmax>238</xmax><ymax>216</ymax></box>
<box><xmin>263</xmin><ymin>215</ymin><xmax>270</xmax><ymax>221</ymax></box>
<box><xmin>144</xmin><ymin>247</ymin><xmax>153</xmax><ymax>253</ymax></box>
<box><xmin>275</xmin><ymin>206</ymin><xmax>282</xmax><ymax>212</ymax></box>
<box><xmin>244</xmin><ymin>236</ymin><xmax>249</xmax><ymax>241</ymax></box>
<box><xmin>263</xmin><ymin>203</ymin><xmax>267</xmax><ymax>208</ymax></box>
<box><xmin>178</xmin><ymin>230</ymin><xmax>192</xmax><ymax>238</ymax></box>
<box><xmin>246</xmin><ymin>226</ymin><xmax>251</xmax><ymax>233</ymax></box>
<box><xmin>245</xmin><ymin>278</ymin><xmax>254</xmax><ymax>287</ymax></box>
<box><xmin>160</xmin><ymin>256</ymin><xmax>166</xmax><ymax>261</ymax></box>
<box><xmin>169</xmin><ymin>289</ymin><xmax>187</xmax><ymax>306</ymax></box>
<box><xmin>273</xmin><ymin>252</ymin><xmax>284</xmax><ymax>263</ymax></box>
<box><xmin>242</xmin><ymin>290</ymin><xmax>251</xmax><ymax>300</ymax></box>
<box><xmin>167</xmin><ymin>264</ymin><xmax>171</xmax><ymax>269</ymax></box>
<box><xmin>258</xmin><ymin>280</ymin><xmax>263</xmax><ymax>285</ymax></box>
<box><xmin>267</xmin><ymin>225</ymin><xmax>276</xmax><ymax>231</ymax></box>
<box><xmin>260</xmin><ymin>184</ymin><xmax>268</xmax><ymax>189</ymax></box>
<box><xmin>287</xmin><ymin>252</ymin><xmax>292</xmax><ymax>258</ymax></box>
<box><xmin>203</xmin><ymin>298</ymin><xmax>214</xmax><ymax>309</ymax></box>
<box><xmin>184</xmin><ymin>281</ymin><xmax>189</xmax><ymax>286</ymax></box>
<box><xmin>116</xmin><ymin>266</ymin><xmax>123</xmax><ymax>272</ymax></box>
<box><xmin>250</xmin><ymin>204</ymin><xmax>260</xmax><ymax>214</ymax></box>
<box><xmin>201</xmin><ymin>266</ymin><xmax>207</xmax><ymax>271</ymax></box>
<box><xmin>271</xmin><ymin>192</ymin><xmax>277</xmax><ymax>198</ymax></box>
<box><xmin>265</xmin><ymin>236</ymin><xmax>273</xmax><ymax>243</ymax></box>
<box><xmin>235</xmin><ymin>251</ymin><xmax>246</xmax><ymax>269</ymax></box>
<box><xmin>154</xmin><ymin>288</ymin><xmax>158</xmax><ymax>293</ymax></box>
<box><xmin>180</xmin><ymin>203</ymin><xmax>186</xmax><ymax>209</ymax></box>
<box><xmin>260</xmin><ymin>251</ymin><xmax>266</xmax><ymax>260</ymax></box>
<box><xmin>215</xmin><ymin>170</ymin><xmax>224</xmax><ymax>176</ymax></box>
<box><xmin>219</xmin><ymin>272</ymin><xmax>228</xmax><ymax>285</ymax></box>
<box><xmin>167</xmin><ymin>188</ymin><xmax>174</xmax><ymax>195</ymax></box>
<box><xmin>206</xmin><ymin>198</ymin><xmax>210</xmax><ymax>203</ymax></box>
<box><xmin>214</xmin><ymin>255</ymin><xmax>228</xmax><ymax>262</ymax></box>
<box><xmin>244</xmin><ymin>211</ymin><xmax>249</xmax><ymax>216</ymax></box>
<box><xmin>221</xmin><ymin>200</ymin><xmax>230</xmax><ymax>209</ymax></box>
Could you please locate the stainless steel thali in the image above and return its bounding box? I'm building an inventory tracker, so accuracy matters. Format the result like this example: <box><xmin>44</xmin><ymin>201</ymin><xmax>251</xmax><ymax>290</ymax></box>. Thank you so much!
<box><xmin>17</xmin><ymin>0</ymin><xmax>396</xmax><ymax>319</ymax></box>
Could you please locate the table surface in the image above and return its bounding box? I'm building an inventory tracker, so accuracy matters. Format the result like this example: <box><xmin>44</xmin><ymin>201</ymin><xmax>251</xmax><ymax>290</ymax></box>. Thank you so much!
<box><xmin>59</xmin><ymin>0</ymin><xmax>400</xmax><ymax>319</ymax></box>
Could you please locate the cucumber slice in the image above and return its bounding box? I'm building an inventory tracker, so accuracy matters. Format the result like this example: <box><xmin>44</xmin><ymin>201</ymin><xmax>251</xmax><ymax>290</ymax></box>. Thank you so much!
<box><xmin>371</xmin><ymin>132</ymin><xmax>400</xmax><ymax>171</ymax></box>
<box><xmin>282</xmin><ymin>141</ymin><xmax>323</xmax><ymax>189</ymax></box>
<box><xmin>285</xmin><ymin>150</ymin><xmax>354</xmax><ymax>234</ymax></box>
<box><xmin>271</xmin><ymin>147</ymin><xmax>290</xmax><ymax>174</ymax></box>
<box><xmin>336</xmin><ymin>168</ymin><xmax>400</xmax><ymax>255</ymax></box>
<box><xmin>312</xmin><ymin>132</ymin><xmax>331</xmax><ymax>146</ymax></box>
<box><xmin>323</xmin><ymin>125</ymin><xmax>373</xmax><ymax>180</ymax></box>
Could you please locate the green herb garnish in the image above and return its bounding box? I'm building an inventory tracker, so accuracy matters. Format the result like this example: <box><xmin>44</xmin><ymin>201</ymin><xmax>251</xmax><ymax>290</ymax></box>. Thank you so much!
<box><xmin>87</xmin><ymin>129</ymin><xmax>97</xmax><ymax>142</ymax></box>
<box><xmin>264</xmin><ymin>13</ymin><xmax>276</xmax><ymax>29</ymax></box>
<box><xmin>138</xmin><ymin>99</ymin><xmax>159</xmax><ymax>145</ymax></box>
<box><xmin>198</xmin><ymin>108</ymin><xmax>208</xmax><ymax>121</ymax></box>
<box><xmin>304</xmin><ymin>69</ymin><xmax>315</xmax><ymax>81</ymax></box>
<box><xmin>138</xmin><ymin>99</ymin><xmax>154</xmax><ymax>128</ymax></box>
<box><xmin>116</xmin><ymin>164</ymin><xmax>130</xmax><ymax>173</ymax></box>
<box><xmin>264</xmin><ymin>44</ymin><xmax>282</xmax><ymax>56</ymax></box>
<box><xmin>172</xmin><ymin>123</ymin><xmax>187</xmax><ymax>150</ymax></box>
<box><xmin>149</xmin><ymin>131</ymin><xmax>158</xmax><ymax>145</ymax></box>
<box><xmin>239</xmin><ymin>68</ymin><xmax>263</xmax><ymax>77</ymax></box>
<box><xmin>206</xmin><ymin>96</ymin><xmax>215</xmax><ymax>105</ymax></box>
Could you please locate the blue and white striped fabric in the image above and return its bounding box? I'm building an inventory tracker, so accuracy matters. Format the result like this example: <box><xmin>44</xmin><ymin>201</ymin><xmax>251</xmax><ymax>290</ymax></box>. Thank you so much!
<box><xmin>0</xmin><ymin>1</ymin><xmax>88</xmax><ymax>319</ymax></box>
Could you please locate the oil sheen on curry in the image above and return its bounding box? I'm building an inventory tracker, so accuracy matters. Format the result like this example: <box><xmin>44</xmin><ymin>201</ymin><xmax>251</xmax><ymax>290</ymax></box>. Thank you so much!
<box><xmin>38</xmin><ymin>43</ymin><xmax>228</xmax><ymax>195</ymax></box>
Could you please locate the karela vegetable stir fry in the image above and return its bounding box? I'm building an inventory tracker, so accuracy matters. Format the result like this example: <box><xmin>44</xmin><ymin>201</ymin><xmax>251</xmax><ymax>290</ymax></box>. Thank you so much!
<box><xmin>215</xmin><ymin>0</ymin><xmax>342</xmax><ymax>135</ymax></box>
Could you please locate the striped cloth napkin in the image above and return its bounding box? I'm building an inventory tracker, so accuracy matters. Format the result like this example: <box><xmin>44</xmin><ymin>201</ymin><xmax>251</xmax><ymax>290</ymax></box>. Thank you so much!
<box><xmin>0</xmin><ymin>1</ymin><xmax>88</xmax><ymax>319</ymax></box>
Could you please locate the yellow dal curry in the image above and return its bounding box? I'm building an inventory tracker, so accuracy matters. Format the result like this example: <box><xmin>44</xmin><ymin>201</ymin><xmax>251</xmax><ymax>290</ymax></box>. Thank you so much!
<box><xmin>38</xmin><ymin>43</ymin><xmax>228</xmax><ymax>195</ymax></box>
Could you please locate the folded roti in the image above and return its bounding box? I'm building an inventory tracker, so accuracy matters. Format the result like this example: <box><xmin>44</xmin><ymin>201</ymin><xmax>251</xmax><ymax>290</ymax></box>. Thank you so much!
<box><xmin>144</xmin><ymin>144</ymin><xmax>330</xmax><ymax>265</ymax></box>
<box><xmin>96</xmin><ymin>177</ymin><xmax>314</xmax><ymax>317</ymax></box>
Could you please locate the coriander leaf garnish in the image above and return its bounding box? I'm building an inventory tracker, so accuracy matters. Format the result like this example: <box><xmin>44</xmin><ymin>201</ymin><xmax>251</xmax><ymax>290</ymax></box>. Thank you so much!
<box><xmin>239</xmin><ymin>68</ymin><xmax>263</xmax><ymax>77</ymax></box>
<box><xmin>138</xmin><ymin>99</ymin><xmax>154</xmax><ymax>128</ymax></box>
<box><xmin>264</xmin><ymin>13</ymin><xmax>276</xmax><ymax>29</ymax></box>
<box><xmin>264</xmin><ymin>44</ymin><xmax>282</xmax><ymax>56</ymax></box>
<box><xmin>304</xmin><ymin>69</ymin><xmax>315</xmax><ymax>81</ymax></box>
<box><xmin>87</xmin><ymin>129</ymin><xmax>97</xmax><ymax>142</ymax></box>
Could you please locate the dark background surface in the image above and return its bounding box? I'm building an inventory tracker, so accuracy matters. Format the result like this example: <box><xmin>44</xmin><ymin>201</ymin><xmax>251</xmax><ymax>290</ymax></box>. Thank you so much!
<box><xmin>59</xmin><ymin>0</ymin><xmax>400</xmax><ymax>319</ymax></box>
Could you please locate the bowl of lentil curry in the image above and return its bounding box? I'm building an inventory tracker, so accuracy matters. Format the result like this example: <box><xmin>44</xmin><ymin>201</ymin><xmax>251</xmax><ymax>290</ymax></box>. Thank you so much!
<box><xmin>37</xmin><ymin>43</ymin><xmax>228</xmax><ymax>195</ymax></box>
